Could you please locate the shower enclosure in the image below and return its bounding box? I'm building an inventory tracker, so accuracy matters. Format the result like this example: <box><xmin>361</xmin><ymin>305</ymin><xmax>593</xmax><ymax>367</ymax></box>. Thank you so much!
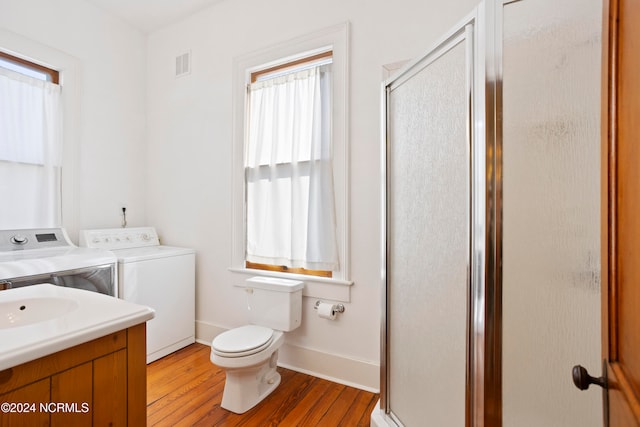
<box><xmin>377</xmin><ymin>0</ymin><xmax>602</xmax><ymax>426</ymax></box>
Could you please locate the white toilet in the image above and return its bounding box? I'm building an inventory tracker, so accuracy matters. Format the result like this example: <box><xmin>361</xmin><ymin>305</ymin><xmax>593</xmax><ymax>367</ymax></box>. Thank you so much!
<box><xmin>210</xmin><ymin>276</ymin><xmax>304</xmax><ymax>414</ymax></box>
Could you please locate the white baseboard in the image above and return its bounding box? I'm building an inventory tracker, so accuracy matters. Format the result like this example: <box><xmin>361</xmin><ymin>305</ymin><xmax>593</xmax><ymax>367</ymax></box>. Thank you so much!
<box><xmin>277</xmin><ymin>343</ymin><xmax>379</xmax><ymax>393</ymax></box>
<box><xmin>195</xmin><ymin>320</ymin><xmax>226</xmax><ymax>344</ymax></box>
<box><xmin>196</xmin><ymin>320</ymin><xmax>380</xmax><ymax>393</ymax></box>
<box><xmin>148</xmin><ymin>336</ymin><xmax>195</xmax><ymax>363</ymax></box>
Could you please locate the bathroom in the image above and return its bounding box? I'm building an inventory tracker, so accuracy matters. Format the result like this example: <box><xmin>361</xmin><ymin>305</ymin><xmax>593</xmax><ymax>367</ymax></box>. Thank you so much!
<box><xmin>1</xmin><ymin>0</ymin><xmax>634</xmax><ymax>425</ymax></box>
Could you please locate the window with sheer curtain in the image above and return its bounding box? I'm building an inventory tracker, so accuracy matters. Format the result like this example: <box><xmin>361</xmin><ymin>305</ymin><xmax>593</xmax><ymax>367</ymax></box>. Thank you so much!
<box><xmin>0</xmin><ymin>53</ymin><xmax>62</xmax><ymax>229</ymax></box>
<box><xmin>245</xmin><ymin>56</ymin><xmax>339</xmax><ymax>275</ymax></box>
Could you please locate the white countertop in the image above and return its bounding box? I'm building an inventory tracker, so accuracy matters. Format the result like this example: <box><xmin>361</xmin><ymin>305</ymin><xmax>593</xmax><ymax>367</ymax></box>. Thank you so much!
<box><xmin>0</xmin><ymin>284</ymin><xmax>154</xmax><ymax>371</ymax></box>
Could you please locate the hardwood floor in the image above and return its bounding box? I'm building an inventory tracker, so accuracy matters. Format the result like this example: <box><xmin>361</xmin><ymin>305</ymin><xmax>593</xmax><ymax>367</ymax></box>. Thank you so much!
<box><xmin>146</xmin><ymin>343</ymin><xmax>379</xmax><ymax>426</ymax></box>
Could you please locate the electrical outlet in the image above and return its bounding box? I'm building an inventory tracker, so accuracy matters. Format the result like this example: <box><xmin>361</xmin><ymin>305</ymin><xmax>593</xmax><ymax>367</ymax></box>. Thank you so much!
<box><xmin>118</xmin><ymin>202</ymin><xmax>129</xmax><ymax>228</ymax></box>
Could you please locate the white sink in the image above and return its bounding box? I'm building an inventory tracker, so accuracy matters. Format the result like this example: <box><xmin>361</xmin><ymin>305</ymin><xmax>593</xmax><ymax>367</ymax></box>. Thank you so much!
<box><xmin>0</xmin><ymin>284</ymin><xmax>154</xmax><ymax>371</ymax></box>
<box><xmin>0</xmin><ymin>296</ymin><xmax>79</xmax><ymax>329</ymax></box>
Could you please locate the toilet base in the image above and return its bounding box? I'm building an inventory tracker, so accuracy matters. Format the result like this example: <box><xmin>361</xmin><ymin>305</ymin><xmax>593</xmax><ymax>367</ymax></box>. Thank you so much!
<box><xmin>220</xmin><ymin>351</ymin><xmax>281</xmax><ymax>414</ymax></box>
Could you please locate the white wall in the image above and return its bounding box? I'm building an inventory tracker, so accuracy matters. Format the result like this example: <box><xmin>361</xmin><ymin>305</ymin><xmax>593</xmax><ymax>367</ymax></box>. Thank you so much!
<box><xmin>146</xmin><ymin>0</ymin><xmax>478</xmax><ymax>391</ymax></box>
<box><xmin>0</xmin><ymin>0</ymin><xmax>603</xmax><ymax>407</ymax></box>
<box><xmin>0</xmin><ymin>0</ymin><xmax>481</xmax><ymax>392</ymax></box>
<box><xmin>0</xmin><ymin>0</ymin><xmax>148</xmax><ymax>239</ymax></box>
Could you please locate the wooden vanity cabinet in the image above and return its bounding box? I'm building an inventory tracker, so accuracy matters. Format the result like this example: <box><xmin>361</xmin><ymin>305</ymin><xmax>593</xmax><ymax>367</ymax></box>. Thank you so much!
<box><xmin>0</xmin><ymin>323</ymin><xmax>146</xmax><ymax>427</ymax></box>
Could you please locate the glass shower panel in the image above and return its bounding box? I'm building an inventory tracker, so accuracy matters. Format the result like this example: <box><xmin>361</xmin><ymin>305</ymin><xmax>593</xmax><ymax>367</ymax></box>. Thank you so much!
<box><xmin>501</xmin><ymin>1</ymin><xmax>602</xmax><ymax>426</ymax></box>
<box><xmin>387</xmin><ymin>38</ymin><xmax>469</xmax><ymax>426</ymax></box>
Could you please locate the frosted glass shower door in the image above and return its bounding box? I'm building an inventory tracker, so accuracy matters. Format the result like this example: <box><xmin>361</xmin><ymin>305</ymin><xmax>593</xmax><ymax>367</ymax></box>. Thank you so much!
<box><xmin>501</xmin><ymin>0</ymin><xmax>602</xmax><ymax>426</ymax></box>
<box><xmin>385</xmin><ymin>28</ymin><xmax>470</xmax><ymax>426</ymax></box>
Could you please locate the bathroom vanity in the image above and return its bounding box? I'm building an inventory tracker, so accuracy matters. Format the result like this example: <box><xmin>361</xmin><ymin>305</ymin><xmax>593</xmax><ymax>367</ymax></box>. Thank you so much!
<box><xmin>0</xmin><ymin>284</ymin><xmax>154</xmax><ymax>426</ymax></box>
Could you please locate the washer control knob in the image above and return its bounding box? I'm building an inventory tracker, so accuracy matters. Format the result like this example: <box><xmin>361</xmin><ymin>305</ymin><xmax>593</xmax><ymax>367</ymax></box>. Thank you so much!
<box><xmin>141</xmin><ymin>233</ymin><xmax>149</xmax><ymax>241</ymax></box>
<box><xmin>10</xmin><ymin>235</ymin><xmax>27</xmax><ymax>245</ymax></box>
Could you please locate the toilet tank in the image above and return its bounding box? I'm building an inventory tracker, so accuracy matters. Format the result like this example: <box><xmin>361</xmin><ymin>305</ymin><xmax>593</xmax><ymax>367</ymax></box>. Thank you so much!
<box><xmin>240</xmin><ymin>277</ymin><xmax>304</xmax><ymax>331</ymax></box>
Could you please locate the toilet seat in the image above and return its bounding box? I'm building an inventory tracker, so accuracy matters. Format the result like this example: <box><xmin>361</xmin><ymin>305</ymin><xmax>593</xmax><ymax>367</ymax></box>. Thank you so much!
<box><xmin>211</xmin><ymin>325</ymin><xmax>274</xmax><ymax>358</ymax></box>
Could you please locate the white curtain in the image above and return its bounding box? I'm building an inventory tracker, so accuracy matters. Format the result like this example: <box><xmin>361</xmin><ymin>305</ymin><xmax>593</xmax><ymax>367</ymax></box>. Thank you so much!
<box><xmin>0</xmin><ymin>67</ymin><xmax>62</xmax><ymax>229</ymax></box>
<box><xmin>245</xmin><ymin>64</ymin><xmax>338</xmax><ymax>271</ymax></box>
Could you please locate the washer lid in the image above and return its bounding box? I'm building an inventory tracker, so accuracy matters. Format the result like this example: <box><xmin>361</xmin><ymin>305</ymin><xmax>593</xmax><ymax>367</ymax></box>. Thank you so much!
<box><xmin>0</xmin><ymin>247</ymin><xmax>116</xmax><ymax>280</ymax></box>
<box><xmin>113</xmin><ymin>245</ymin><xmax>195</xmax><ymax>262</ymax></box>
<box><xmin>212</xmin><ymin>325</ymin><xmax>274</xmax><ymax>356</ymax></box>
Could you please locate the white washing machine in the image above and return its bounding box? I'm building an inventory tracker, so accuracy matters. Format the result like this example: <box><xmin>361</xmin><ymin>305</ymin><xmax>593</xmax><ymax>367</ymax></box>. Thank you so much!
<box><xmin>80</xmin><ymin>227</ymin><xmax>195</xmax><ymax>363</ymax></box>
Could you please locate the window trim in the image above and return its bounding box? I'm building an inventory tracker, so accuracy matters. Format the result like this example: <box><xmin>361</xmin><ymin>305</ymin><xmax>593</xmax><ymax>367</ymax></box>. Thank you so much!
<box><xmin>251</xmin><ymin>50</ymin><xmax>332</xmax><ymax>83</ymax></box>
<box><xmin>230</xmin><ymin>22</ymin><xmax>351</xmax><ymax>285</ymax></box>
<box><xmin>0</xmin><ymin>51</ymin><xmax>59</xmax><ymax>84</ymax></box>
<box><xmin>245</xmin><ymin>261</ymin><xmax>333</xmax><ymax>278</ymax></box>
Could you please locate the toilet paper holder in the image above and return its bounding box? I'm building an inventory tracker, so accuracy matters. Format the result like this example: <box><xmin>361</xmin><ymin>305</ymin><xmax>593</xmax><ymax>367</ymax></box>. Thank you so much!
<box><xmin>314</xmin><ymin>300</ymin><xmax>345</xmax><ymax>315</ymax></box>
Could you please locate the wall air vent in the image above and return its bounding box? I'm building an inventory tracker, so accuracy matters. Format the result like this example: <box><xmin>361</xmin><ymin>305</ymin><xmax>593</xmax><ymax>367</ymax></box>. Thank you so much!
<box><xmin>175</xmin><ymin>51</ymin><xmax>191</xmax><ymax>78</ymax></box>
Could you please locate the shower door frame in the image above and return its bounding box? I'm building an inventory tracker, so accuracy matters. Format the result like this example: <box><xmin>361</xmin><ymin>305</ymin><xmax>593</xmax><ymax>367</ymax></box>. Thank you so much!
<box><xmin>380</xmin><ymin>1</ymin><xmax>505</xmax><ymax>426</ymax></box>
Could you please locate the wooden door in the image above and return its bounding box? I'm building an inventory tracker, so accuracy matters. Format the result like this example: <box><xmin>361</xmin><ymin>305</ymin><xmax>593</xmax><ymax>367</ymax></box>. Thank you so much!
<box><xmin>602</xmin><ymin>0</ymin><xmax>640</xmax><ymax>424</ymax></box>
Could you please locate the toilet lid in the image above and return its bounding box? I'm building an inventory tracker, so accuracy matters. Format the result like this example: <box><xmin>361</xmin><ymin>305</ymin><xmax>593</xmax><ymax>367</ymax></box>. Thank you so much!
<box><xmin>211</xmin><ymin>325</ymin><xmax>274</xmax><ymax>357</ymax></box>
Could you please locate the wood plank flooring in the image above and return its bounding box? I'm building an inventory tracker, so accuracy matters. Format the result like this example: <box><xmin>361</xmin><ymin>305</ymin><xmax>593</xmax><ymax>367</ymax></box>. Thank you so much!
<box><xmin>146</xmin><ymin>343</ymin><xmax>379</xmax><ymax>426</ymax></box>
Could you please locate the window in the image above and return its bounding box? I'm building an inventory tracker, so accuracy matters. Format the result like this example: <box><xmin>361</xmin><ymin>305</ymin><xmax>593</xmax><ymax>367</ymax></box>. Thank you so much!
<box><xmin>0</xmin><ymin>51</ymin><xmax>62</xmax><ymax>229</ymax></box>
<box><xmin>231</xmin><ymin>23</ymin><xmax>350</xmax><ymax>284</ymax></box>
<box><xmin>245</xmin><ymin>51</ymin><xmax>336</xmax><ymax>278</ymax></box>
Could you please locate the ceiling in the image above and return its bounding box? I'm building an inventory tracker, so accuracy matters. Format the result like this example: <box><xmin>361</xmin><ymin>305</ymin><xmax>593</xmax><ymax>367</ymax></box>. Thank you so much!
<box><xmin>85</xmin><ymin>0</ymin><xmax>226</xmax><ymax>33</ymax></box>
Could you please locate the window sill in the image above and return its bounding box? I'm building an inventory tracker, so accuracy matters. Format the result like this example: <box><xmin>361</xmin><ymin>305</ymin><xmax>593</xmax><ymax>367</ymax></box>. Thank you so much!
<box><xmin>228</xmin><ymin>267</ymin><xmax>353</xmax><ymax>303</ymax></box>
